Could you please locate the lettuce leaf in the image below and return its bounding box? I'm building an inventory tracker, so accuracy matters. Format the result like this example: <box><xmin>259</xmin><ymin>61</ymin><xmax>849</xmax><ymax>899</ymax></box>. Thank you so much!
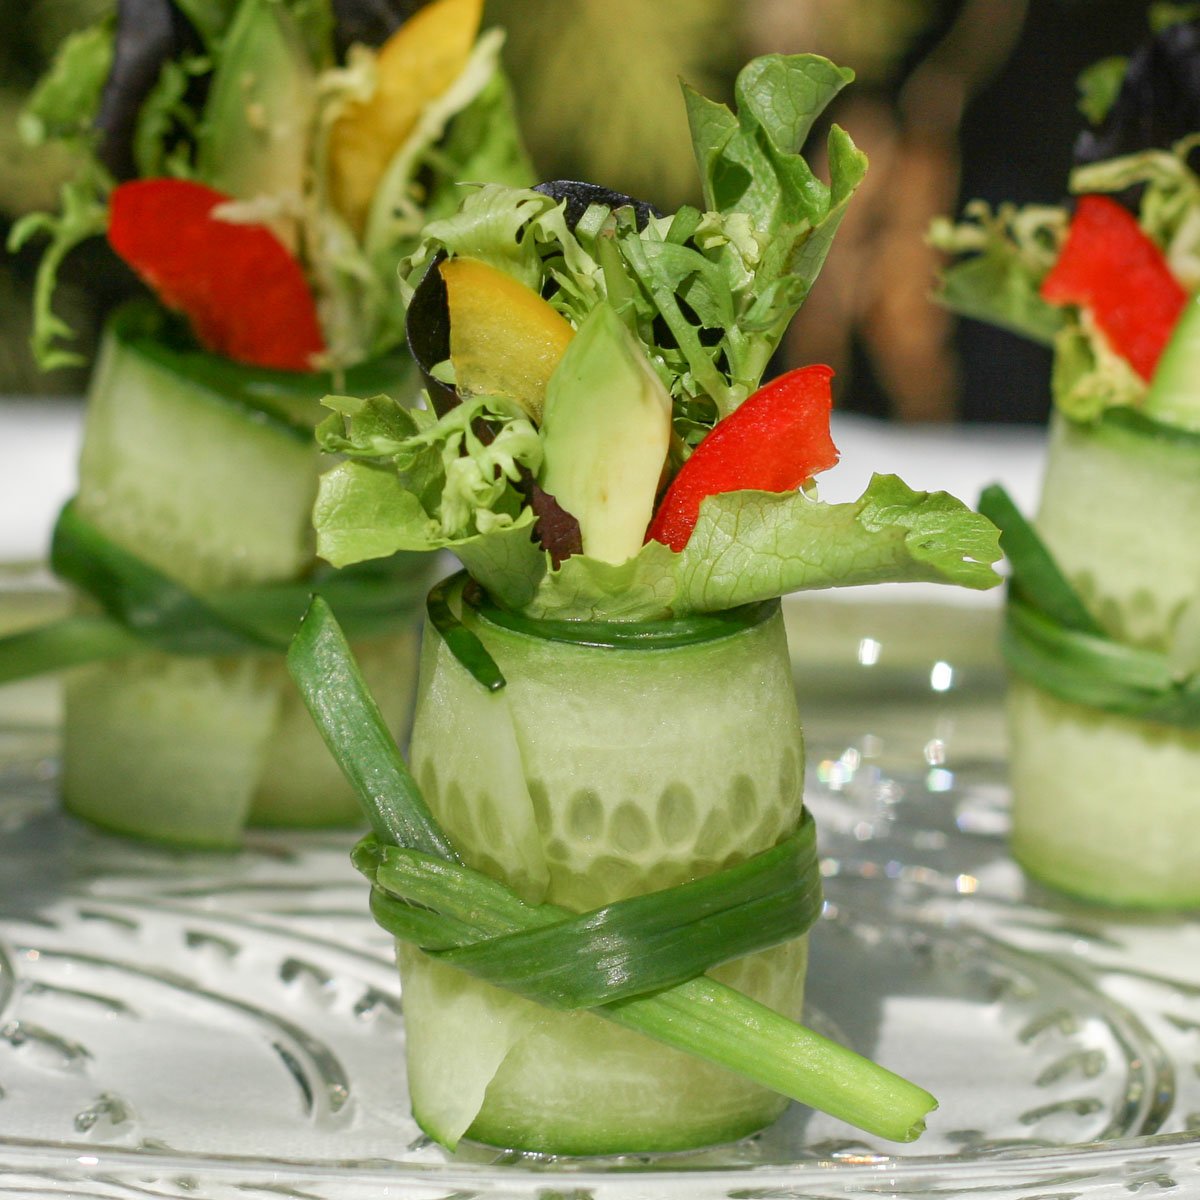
<box><xmin>7</xmin><ymin>171</ymin><xmax>110</xmax><ymax>369</ymax></box>
<box><xmin>653</xmin><ymin>55</ymin><xmax>868</xmax><ymax>415</ymax></box>
<box><xmin>314</xmin><ymin>459</ymin><xmax>546</xmax><ymax>608</ymax></box>
<box><xmin>317</xmin><ymin>464</ymin><xmax>1001</xmax><ymax>621</ymax></box>
<box><xmin>928</xmin><ymin>200</ymin><xmax>1067</xmax><ymax>345</ymax></box>
<box><xmin>1077</xmin><ymin>56</ymin><xmax>1128</xmax><ymax>125</ymax></box>
<box><xmin>10</xmin><ymin>22</ymin><xmax>115</xmax><ymax>369</ymax></box>
<box><xmin>132</xmin><ymin>52</ymin><xmax>209</xmax><ymax>178</ymax></box>
<box><xmin>523</xmin><ymin>474</ymin><xmax>999</xmax><ymax>619</ymax></box>
<box><xmin>522</xmin><ymin>543</ymin><xmax>681</xmax><ymax>621</ymax></box>
<box><xmin>20</xmin><ymin>23</ymin><xmax>113</xmax><ymax>149</ymax></box>
<box><xmin>315</xmin><ymin>460</ymin><xmax>436</xmax><ymax>565</ymax></box>
<box><xmin>1049</xmin><ymin>316</ymin><xmax>1145</xmax><ymax>421</ymax></box>
<box><xmin>402</xmin><ymin>54</ymin><xmax>867</xmax><ymax>420</ymax></box>
<box><xmin>672</xmin><ymin>475</ymin><xmax>1001</xmax><ymax>612</ymax></box>
<box><xmin>318</xmin><ymin>390</ymin><xmax>539</xmax><ymax>537</ymax></box>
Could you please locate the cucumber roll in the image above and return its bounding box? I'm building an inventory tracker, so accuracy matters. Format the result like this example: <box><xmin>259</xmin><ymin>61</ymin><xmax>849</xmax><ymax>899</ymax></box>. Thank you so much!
<box><xmin>935</xmin><ymin>16</ymin><xmax>1200</xmax><ymax>908</ymax></box>
<box><xmin>5</xmin><ymin>0</ymin><xmax>534</xmax><ymax>844</ymax></box>
<box><xmin>294</xmin><ymin>54</ymin><xmax>1000</xmax><ymax>1152</ymax></box>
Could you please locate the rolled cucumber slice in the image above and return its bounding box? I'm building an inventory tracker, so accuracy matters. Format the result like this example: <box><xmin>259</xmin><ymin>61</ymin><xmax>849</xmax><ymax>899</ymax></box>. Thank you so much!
<box><xmin>1008</xmin><ymin>680</ymin><xmax>1200</xmax><ymax>908</ymax></box>
<box><xmin>402</xmin><ymin>581</ymin><xmax>808</xmax><ymax>1152</ymax></box>
<box><xmin>76</xmin><ymin>303</ymin><xmax>410</xmax><ymax>590</ymax></box>
<box><xmin>63</xmin><ymin>629</ymin><xmax>419</xmax><ymax>844</ymax></box>
<box><xmin>62</xmin><ymin>303</ymin><xmax>423</xmax><ymax>844</ymax></box>
<box><xmin>1035</xmin><ymin>410</ymin><xmax>1200</xmax><ymax>648</ymax></box>
<box><xmin>77</xmin><ymin>309</ymin><xmax>320</xmax><ymax>590</ymax></box>
<box><xmin>1007</xmin><ymin>410</ymin><xmax>1200</xmax><ymax>907</ymax></box>
<box><xmin>63</xmin><ymin>653</ymin><xmax>279</xmax><ymax>847</ymax></box>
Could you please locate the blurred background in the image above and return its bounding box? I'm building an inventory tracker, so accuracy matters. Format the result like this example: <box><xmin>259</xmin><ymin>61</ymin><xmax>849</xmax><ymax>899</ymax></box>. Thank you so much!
<box><xmin>0</xmin><ymin>0</ymin><xmax>1153</xmax><ymax>421</ymax></box>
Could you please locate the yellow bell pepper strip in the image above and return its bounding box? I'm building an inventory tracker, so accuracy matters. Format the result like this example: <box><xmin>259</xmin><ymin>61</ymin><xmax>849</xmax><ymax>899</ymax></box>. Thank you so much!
<box><xmin>327</xmin><ymin>0</ymin><xmax>482</xmax><ymax>235</ymax></box>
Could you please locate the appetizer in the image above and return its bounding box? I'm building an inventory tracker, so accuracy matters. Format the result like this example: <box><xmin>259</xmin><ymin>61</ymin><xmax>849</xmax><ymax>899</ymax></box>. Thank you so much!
<box><xmin>932</xmin><ymin>15</ymin><xmax>1200</xmax><ymax>907</ymax></box>
<box><xmin>2</xmin><ymin>0</ymin><xmax>531</xmax><ymax>845</ymax></box>
<box><xmin>290</xmin><ymin>54</ymin><xmax>1001</xmax><ymax>1153</ymax></box>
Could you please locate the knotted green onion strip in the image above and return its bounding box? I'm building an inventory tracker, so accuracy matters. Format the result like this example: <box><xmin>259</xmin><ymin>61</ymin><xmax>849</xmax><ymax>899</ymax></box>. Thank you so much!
<box><xmin>979</xmin><ymin>485</ymin><xmax>1200</xmax><ymax>726</ymax></box>
<box><xmin>287</xmin><ymin>594</ymin><xmax>938</xmax><ymax>1142</ymax></box>
<box><xmin>0</xmin><ymin>501</ymin><xmax>433</xmax><ymax>684</ymax></box>
<box><xmin>354</xmin><ymin>814</ymin><xmax>822</xmax><ymax>1010</ymax></box>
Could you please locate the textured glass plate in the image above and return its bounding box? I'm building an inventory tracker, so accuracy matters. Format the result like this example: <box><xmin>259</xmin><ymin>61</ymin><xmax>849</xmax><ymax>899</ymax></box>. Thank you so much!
<box><xmin>1</xmin><ymin>590</ymin><xmax>1199</xmax><ymax>1199</ymax></box>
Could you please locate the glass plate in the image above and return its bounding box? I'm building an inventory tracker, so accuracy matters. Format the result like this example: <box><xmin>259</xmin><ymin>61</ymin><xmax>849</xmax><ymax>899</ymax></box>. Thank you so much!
<box><xmin>1</xmin><ymin>589</ymin><xmax>1199</xmax><ymax>1200</ymax></box>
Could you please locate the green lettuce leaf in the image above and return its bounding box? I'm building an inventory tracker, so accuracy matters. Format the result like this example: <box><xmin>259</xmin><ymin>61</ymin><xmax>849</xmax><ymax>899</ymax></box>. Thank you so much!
<box><xmin>318</xmin><ymin>466</ymin><xmax>1002</xmax><ymax>621</ymax></box>
<box><xmin>1077</xmin><ymin>57</ymin><xmax>1128</xmax><ymax>125</ymax></box>
<box><xmin>10</xmin><ymin>22</ymin><xmax>115</xmax><ymax>368</ymax></box>
<box><xmin>318</xmin><ymin>390</ymin><xmax>539</xmax><ymax>540</ymax></box>
<box><xmin>315</xmin><ymin>387</ymin><xmax>548</xmax><ymax>610</ymax></box>
<box><xmin>7</xmin><ymin>171</ymin><xmax>110</xmax><ymax>369</ymax></box>
<box><xmin>669</xmin><ymin>55</ymin><xmax>867</xmax><ymax>413</ymax></box>
<box><xmin>673</xmin><ymin>475</ymin><xmax>1001</xmax><ymax>613</ymax></box>
<box><xmin>452</xmin><ymin>515</ymin><xmax>547</xmax><ymax>610</ymax></box>
<box><xmin>315</xmin><ymin>460</ymin><xmax>438</xmax><ymax>564</ymax></box>
<box><xmin>314</xmin><ymin>459</ymin><xmax>546</xmax><ymax>608</ymax></box>
<box><xmin>929</xmin><ymin>200</ymin><xmax>1066</xmax><ymax>345</ymax></box>
<box><xmin>512</xmin><ymin>476</ymin><xmax>1002</xmax><ymax>621</ymax></box>
<box><xmin>522</xmin><ymin>542</ymin><xmax>680</xmax><ymax>621</ymax></box>
<box><xmin>132</xmin><ymin>53</ymin><xmax>209</xmax><ymax>178</ymax></box>
<box><xmin>686</xmin><ymin>54</ymin><xmax>852</xmax><ymax>234</ymax></box>
<box><xmin>1049</xmin><ymin>317</ymin><xmax>1145</xmax><ymax>421</ymax></box>
<box><xmin>19</xmin><ymin>22</ymin><xmax>113</xmax><ymax>149</ymax></box>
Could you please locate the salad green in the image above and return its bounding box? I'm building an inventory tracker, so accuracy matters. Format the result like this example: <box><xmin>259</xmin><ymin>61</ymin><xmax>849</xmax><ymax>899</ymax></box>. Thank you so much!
<box><xmin>315</xmin><ymin>55</ymin><xmax>1000</xmax><ymax>617</ymax></box>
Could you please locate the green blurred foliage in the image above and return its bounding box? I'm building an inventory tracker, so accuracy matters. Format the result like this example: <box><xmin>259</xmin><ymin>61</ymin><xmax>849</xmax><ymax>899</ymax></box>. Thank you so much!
<box><xmin>1</xmin><ymin>0</ymin><xmax>113</xmax><ymax>394</ymax></box>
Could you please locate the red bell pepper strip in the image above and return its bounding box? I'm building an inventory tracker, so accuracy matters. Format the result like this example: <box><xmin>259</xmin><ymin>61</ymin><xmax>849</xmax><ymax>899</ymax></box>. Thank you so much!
<box><xmin>107</xmin><ymin>179</ymin><xmax>325</xmax><ymax>372</ymax></box>
<box><xmin>646</xmin><ymin>364</ymin><xmax>839</xmax><ymax>553</ymax></box>
<box><xmin>1040</xmin><ymin>194</ymin><xmax>1186</xmax><ymax>382</ymax></box>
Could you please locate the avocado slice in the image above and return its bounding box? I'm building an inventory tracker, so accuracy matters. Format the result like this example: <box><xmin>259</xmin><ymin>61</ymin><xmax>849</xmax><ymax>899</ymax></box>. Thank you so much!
<box><xmin>538</xmin><ymin>302</ymin><xmax>672</xmax><ymax>565</ymax></box>
<box><xmin>197</xmin><ymin>0</ymin><xmax>317</xmax><ymax>248</ymax></box>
